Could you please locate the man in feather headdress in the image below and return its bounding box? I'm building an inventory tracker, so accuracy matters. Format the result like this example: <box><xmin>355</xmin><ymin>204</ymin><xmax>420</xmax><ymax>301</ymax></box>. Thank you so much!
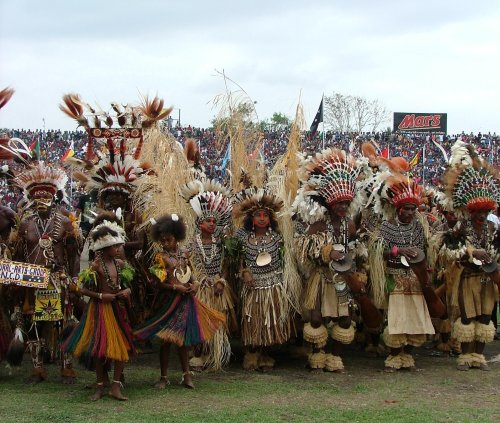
<box><xmin>439</xmin><ymin>141</ymin><xmax>500</xmax><ymax>371</ymax></box>
<box><xmin>373</xmin><ymin>174</ymin><xmax>437</xmax><ymax>372</ymax></box>
<box><xmin>293</xmin><ymin>148</ymin><xmax>376</xmax><ymax>373</ymax></box>
<box><xmin>11</xmin><ymin>162</ymin><xmax>80</xmax><ymax>383</ymax></box>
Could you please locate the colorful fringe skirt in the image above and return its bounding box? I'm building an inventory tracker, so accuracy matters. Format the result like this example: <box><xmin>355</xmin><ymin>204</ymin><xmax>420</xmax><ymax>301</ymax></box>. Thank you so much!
<box><xmin>133</xmin><ymin>292</ymin><xmax>225</xmax><ymax>347</ymax></box>
<box><xmin>63</xmin><ymin>299</ymin><xmax>135</xmax><ymax>362</ymax></box>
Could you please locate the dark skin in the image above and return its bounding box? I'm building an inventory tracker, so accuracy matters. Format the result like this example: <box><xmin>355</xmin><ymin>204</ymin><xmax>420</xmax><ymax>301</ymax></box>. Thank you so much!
<box><xmin>382</xmin><ymin>204</ymin><xmax>420</xmax><ymax>262</ymax></box>
<box><xmin>468</xmin><ymin>209</ymin><xmax>493</xmax><ymax>263</ymax></box>
<box><xmin>153</xmin><ymin>233</ymin><xmax>199</xmax><ymax>389</ymax></box>
<box><xmin>14</xmin><ymin>193</ymin><xmax>80</xmax><ymax>383</ymax></box>
<box><xmin>382</xmin><ymin>203</ymin><xmax>427</xmax><ymax>368</ymax></box>
<box><xmin>241</xmin><ymin>210</ymin><xmax>272</xmax><ymax>288</ymax></box>
<box><xmin>307</xmin><ymin>201</ymin><xmax>356</xmax><ymax>371</ymax></box>
<box><xmin>240</xmin><ymin>210</ymin><xmax>279</xmax><ymax>370</ymax></box>
<box><xmin>100</xmin><ymin>190</ymin><xmax>147</xmax><ymax>325</ymax></box>
<box><xmin>80</xmin><ymin>244</ymin><xmax>131</xmax><ymax>401</ymax></box>
<box><xmin>0</xmin><ymin>205</ymin><xmax>15</xmax><ymax>243</ymax></box>
<box><xmin>15</xmin><ymin>193</ymin><xmax>79</xmax><ymax>275</ymax></box>
<box><xmin>101</xmin><ymin>191</ymin><xmax>146</xmax><ymax>257</ymax></box>
<box><xmin>458</xmin><ymin>209</ymin><xmax>496</xmax><ymax>365</ymax></box>
<box><xmin>192</xmin><ymin>218</ymin><xmax>229</xmax><ymax>368</ymax></box>
<box><xmin>198</xmin><ymin>217</ymin><xmax>226</xmax><ymax>295</ymax></box>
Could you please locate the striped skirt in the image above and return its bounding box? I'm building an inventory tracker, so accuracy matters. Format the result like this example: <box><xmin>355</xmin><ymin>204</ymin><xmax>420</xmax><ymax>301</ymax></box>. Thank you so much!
<box><xmin>134</xmin><ymin>292</ymin><xmax>225</xmax><ymax>347</ymax></box>
<box><xmin>63</xmin><ymin>299</ymin><xmax>135</xmax><ymax>362</ymax></box>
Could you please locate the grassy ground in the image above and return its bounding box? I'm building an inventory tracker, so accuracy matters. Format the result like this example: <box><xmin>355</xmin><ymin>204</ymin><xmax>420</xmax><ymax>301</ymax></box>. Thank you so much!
<box><xmin>0</xmin><ymin>340</ymin><xmax>499</xmax><ymax>423</ymax></box>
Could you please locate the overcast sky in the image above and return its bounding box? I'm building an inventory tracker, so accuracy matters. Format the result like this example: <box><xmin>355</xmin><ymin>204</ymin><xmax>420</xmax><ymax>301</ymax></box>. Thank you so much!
<box><xmin>1</xmin><ymin>0</ymin><xmax>499</xmax><ymax>134</ymax></box>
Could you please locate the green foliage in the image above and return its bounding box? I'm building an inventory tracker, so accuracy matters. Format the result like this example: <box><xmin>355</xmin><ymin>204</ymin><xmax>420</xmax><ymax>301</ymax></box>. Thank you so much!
<box><xmin>271</xmin><ymin>112</ymin><xmax>290</xmax><ymax>127</ymax></box>
<box><xmin>120</xmin><ymin>262</ymin><xmax>135</xmax><ymax>287</ymax></box>
<box><xmin>78</xmin><ymin>267</ymin><xmax>97</xmax><ymax>290</ymax></box>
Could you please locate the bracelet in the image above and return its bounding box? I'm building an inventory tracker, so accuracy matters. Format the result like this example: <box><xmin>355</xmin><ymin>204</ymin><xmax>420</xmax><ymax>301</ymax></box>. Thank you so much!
<box><xmin>98</xmin><ymin>293</ymin><xmax>103</xmax><ymax>300</ymax></box>
<box><xmin>172</xmin><ymin>284</ymin><xmax>176</xmax><ymax>291</ymax></box>
<box><xmin>391</xmin><ymin>245</ymin><xmax>399</xmax><ymax>258</ymax></box>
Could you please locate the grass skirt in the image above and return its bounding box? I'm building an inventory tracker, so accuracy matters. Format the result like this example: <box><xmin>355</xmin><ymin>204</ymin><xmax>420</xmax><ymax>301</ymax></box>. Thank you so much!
<box><xmin>241</xmin><ymin>283</ymin><xmax>291</xmax><ymax>348</ymax></box>
<box><xmin>133</xmin><ymin>292</ymin><xmax>225</xmax><ymax>347</ymax></box>
<box><xmin>63</xmin><ymin>299</ymin><xmax>135</xmax><ymax>362</ymax></box>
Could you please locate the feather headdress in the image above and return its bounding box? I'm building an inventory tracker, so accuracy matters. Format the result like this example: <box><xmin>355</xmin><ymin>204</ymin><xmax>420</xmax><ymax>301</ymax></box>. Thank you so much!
<box><xmin>60</xmin><ymin>93</ymin><xmax>163</xmax><ymax>199</ymax></box>
<box><xmin>384</xmin><ymin>174</ymin><xmax>423</xmax><ymax>208</ymax></box>
<box><xmin>442</xmin><ymin>140</ymin><xmax>499</xmax><ymax>213</ymax></box>
<box><xmin>233</xmin><ymin>187</ymin><xmax>283</xmax><ymax>219</ymax></box>
<box><xmin>180</xmin><ymin>177</ymin><xmax>232</xmax><ymax>228</ymax></box>
<box><xmin>292</xmin><ymin>148</ymin><xmax>368</xmax><ymax>223</ymax></box>
<box><xmin>90</xmin><ymin>220</ymin><xmax>126</xmax><ymax>251</ymax></box>
<box><xmin>14</xmin><ymin>162</ymin><xmax>68</xmax><ymax>201</ymax></box>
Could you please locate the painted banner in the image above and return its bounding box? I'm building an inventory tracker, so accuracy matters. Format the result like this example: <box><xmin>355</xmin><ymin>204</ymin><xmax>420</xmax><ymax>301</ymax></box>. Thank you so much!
<box><xmin>393</xmin><ymin>112</ymin><xmax>447</xmax><ymax>134</ymax></box>
<box><xmin>0</xmin><ymin>259</ymin><xmax>49</xmax><ymax>288</ymax></box>
<box><xmin>33</xmin><ymin>287</ymin><xmax>63</xmax><ymax>321</ymax></box>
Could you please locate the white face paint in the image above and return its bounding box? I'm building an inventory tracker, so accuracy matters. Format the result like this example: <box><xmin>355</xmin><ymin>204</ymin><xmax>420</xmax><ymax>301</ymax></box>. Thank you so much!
<box><xmin>33</xmin><ymin>194</ymin><xmax>54</xmax><ymax>212</ymax></box>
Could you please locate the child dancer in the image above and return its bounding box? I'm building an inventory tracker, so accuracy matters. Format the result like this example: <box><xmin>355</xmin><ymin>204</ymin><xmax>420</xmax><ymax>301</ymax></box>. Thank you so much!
<box><xmin>64</xmin><ymin>221</ymin><xmax>135</xmax><ymax>401</ymax></box>
<box><xmin>134</xmin><ymin>214</ymin><xmax>225</xmax><ymax>389</ymax></box>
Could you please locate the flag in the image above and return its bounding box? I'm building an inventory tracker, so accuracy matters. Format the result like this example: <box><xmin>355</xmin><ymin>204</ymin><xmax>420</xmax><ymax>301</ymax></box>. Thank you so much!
<box><xmin>220</xmin><ymin>143</ymin><xmax>231</xmax><ymax>175</ymax></box>
<box><xmin>408</xmin><ymin>149</ymin><xmax>421</xmax><ymax>169</ymax></box>
<box><xmin>61</xmin><ymin>141</ymin><xmax>75</xmax><ymax>162</ymax></box>
<box><xmin>309</xmin><ymin>97</ymin><xmax>323</xmax><ymax>135</ymax></box>
<box><xmin>29</xmin><ymin>136</ymin><xmax>40</xmax><ymax>159</ymax></box>
<box><xmin>380</xmin><ymin>147</ymin><xmax>390</xmax><ymax>159</ymax></box>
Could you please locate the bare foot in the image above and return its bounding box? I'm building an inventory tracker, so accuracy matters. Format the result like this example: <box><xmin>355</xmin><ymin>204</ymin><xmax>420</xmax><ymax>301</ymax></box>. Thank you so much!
<box><xmin>153</xmin><ymin>377</ymin><xmax>170</xmax><ymax>389</ymax></box>
<box><xmin>181</xmin><ymin>372</ymin><xmax>194</xmax><ymax>389</ymax></box>
<box><xmin>61</xmin><ymin>376</ymin><xmax>77</xmax><ymax>385</ymax></box>
<box><xmin>90</xmin><ymin>385</ymin><xmax>104</xmax><ymax>401</ymax></box>
<box><xmin>383</xmin><ymin>367</ymin><xmax>397</xmax><ymax>373</ymax></box>
<box><xmin>109</xmin><ymin>382</ymin><xmax>128</xmax><ymax>401</ymax></box>
<box><xmin>190</xmin><ymin>366</ymin><xmax>204</xmax><ymax>373</ymax></box>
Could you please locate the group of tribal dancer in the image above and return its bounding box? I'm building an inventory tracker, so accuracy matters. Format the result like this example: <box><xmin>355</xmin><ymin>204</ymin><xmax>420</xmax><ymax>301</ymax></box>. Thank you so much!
<box><xmin>0</xmin><ymin>88</ymin><xmax>498</xmax><ymax>402</ymax></box>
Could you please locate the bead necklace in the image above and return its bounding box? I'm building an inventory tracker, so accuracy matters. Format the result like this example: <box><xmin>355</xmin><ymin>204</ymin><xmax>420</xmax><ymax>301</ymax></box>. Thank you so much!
<box><xmin>195</xmin><ymin>233</ymin><xmax>217</xmax><ymax>264</ymax></box>
<box><xmin>326</xmin><ymin>218</ymin><xmax>348</xmax><ymax>250</ymax></box>
<box><xmin>35</xmin><ymin>209</ymin><xmax>56</xmax><ymax>237</ymax></box>
<box><xmin>396</xmin><ymin>217</ymin><xmax>415</xmax><ymax>247</ymax></box>
<box><xmin>466</xmin><ymin>220</ymin><xmax>489</xmax><ymax>249</ymax></box>
<box><xmin>99</xmin><ymin>255</ymin><xmax>121</xmax><ymax>291</ymax></box>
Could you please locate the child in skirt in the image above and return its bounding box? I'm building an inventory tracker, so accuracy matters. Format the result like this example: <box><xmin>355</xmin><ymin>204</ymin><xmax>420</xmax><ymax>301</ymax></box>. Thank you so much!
<box><xmin>64</xmin><ymin>221</ymin><xmax>135</xmax><ymax>401</ymax></box>
<box><xmin>134</xmin><ymin>214</ymin><xmax>225</xmax><ymax>389</ymax></box>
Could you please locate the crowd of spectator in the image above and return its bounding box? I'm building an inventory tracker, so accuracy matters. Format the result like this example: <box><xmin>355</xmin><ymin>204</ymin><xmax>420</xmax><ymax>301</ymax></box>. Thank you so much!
<box><xmin>1</xmin><ymin>125</ymin><xmax>498</xmax><ymax>206</ymax></box>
